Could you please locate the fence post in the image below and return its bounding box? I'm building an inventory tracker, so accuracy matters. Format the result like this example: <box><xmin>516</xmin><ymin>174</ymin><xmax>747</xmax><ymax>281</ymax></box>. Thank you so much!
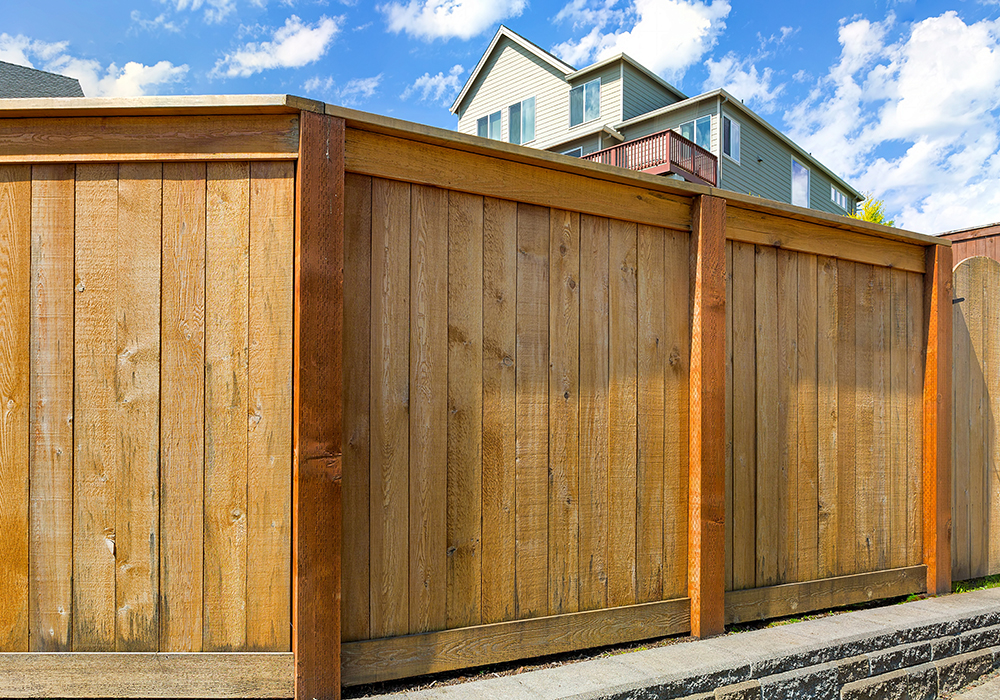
<box><xmin>689</xmin><ymin>194</ymin><xmax>726</xmax><ymax>637</ymax></box>
<box><xmin>293</xmin><ymin>109</ymin><xmax>345</xmax><ymax>699</ymax></box>
<box><xmin>923</xmin><ymin>243</ymin><xmax>952</xmax><ymax>596</ymax></box>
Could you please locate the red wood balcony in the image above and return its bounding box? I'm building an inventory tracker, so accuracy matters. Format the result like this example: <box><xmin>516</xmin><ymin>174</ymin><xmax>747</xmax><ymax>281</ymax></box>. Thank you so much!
<box><xmin>582</xmin><ymin>128</ymin><xmax>717</xmax><ymax>187</ymax></box>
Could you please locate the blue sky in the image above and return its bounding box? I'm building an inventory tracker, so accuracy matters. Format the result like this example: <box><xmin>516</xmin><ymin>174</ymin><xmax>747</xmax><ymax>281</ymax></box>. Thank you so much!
<box><xmin>3</xmin><ymin>0</ymin><xmax>1000</xmax><ymax>233</ymax></box>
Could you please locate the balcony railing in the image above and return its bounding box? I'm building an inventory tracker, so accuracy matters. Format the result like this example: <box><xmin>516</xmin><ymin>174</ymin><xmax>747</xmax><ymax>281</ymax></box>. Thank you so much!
<box><xmin>582</xmin><ymin>128</ymin><xmax>717</xmax><ymax>186</ymax></box>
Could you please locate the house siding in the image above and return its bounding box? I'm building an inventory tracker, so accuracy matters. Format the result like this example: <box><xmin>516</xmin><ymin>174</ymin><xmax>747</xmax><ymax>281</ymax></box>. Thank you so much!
<box><xmin>562</xmin><ymin>63</ymin><xmax>622</xmax><ymax>147</ymax></box>
<box><xmin>621</xmin><ymin>63</ymin><xmax>679</xmax><ymax>121</ymax></box>
<box><xmin>456</xmin><ymin>37</ymin><xmax>569</xmax><ymax>148</ymax></box>
<box><xmin>619</xmin><ymin>100</ymin><xmax>719</xmax><ymax>154</ymax></box>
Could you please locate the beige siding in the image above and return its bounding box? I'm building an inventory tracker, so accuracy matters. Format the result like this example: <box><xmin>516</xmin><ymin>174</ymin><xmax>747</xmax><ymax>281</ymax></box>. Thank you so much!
<box><xmin>456</xmin><ymin>37</ymin><xmax>570</xmax><ymax>148</ymax></box>
<box><xmin>560</xmin><ymin>64</ymin><xmax>623</xmax><ymax>149</ymax></box>
<box><xmin>622</xmin><ymin>64</ymin><xmax>679</xmax><ymax>121</ymax></box>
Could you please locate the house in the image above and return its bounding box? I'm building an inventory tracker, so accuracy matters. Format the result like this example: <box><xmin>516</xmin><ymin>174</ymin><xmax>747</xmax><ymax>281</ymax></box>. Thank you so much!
<box><xmin>0</xmin><ymin>60</ymin><xmax>84</xmax><ymax>98</ymax></box>
<box><xmin>451</xmin><ymin>26</ymin><xmax>862</xmax><ymax>217</ymax></box>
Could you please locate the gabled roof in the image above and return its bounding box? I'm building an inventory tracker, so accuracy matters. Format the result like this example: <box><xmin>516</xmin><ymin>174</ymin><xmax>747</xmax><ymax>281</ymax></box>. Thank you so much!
<box><xmin>569</xmin><ymin>53</ymin><xmax>687</xmax><ymax>102</ymax></box>
<box><xmin>450</xmin><ymin>25</ymin><xmax>574</xmax><ymax>115</ymax></box>
<box><xmin>0</xmin><ymin>60</ymin><xmax>84</xmax><ymax>98</ymax></box>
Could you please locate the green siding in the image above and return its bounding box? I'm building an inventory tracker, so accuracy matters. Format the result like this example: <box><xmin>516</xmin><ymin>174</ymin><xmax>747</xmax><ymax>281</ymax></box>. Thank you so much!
<box><xmin>619</xmin><ymin>101</ymin><xmax>719</xmax><ymax>154</ymax></box>
<box><xmin>622</xmin><ymin>63</ymin><xmax>678</xmax><ymax>121</ymax></box>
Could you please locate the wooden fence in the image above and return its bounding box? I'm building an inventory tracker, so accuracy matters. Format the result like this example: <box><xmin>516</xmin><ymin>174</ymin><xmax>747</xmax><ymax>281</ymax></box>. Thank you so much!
<box><xmin>0</xmin><ymin>96</ymin><xmax>954</xmax><ymax>699</ymax></box>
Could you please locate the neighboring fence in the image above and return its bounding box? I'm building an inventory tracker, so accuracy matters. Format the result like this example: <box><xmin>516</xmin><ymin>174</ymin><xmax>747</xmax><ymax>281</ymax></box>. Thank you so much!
<box><xmin>941</xmin><ymin>223</ymin><xmax>1000</xmax><ymax>265</ymax></box>
<box><xmin>0</xmin><ymin>96</ymin><xmax>954</xmax><ymax>700</ymax></box>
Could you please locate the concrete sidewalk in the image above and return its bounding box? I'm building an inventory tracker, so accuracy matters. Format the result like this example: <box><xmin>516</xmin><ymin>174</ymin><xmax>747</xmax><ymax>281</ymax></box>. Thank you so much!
<box><xmin>361</xmin><ymin>587</ymin><xmax>1000</xmax><ymax>699</ymax></box>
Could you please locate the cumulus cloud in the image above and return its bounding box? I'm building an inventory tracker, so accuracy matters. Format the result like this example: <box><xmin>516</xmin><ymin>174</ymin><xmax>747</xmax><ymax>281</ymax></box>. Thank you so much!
<box><xmin>304</xmin><ymin>73</ymin><xmax>383</xmax><ymax>106</ymax></box>
<box><xmin>552</xmin><ymin>0</ymin><xmax>730</xmax><ymax>80</ymax></box>
<box><xmin>0</xmin><ymin>32</ymin><xmax>187</xmax><ymax>96</ymax></box>
<box><xmin>161</xmin><ymin>0</ymin><xmax>236</xmax><ymax>23</ymax></box>
<box><xmin>380</xmin><ymin>0</ymin><xmax>526</xmax><ymax>41</ymax></box>
<box><xmin>785</xmin><ymin>11</ymin><xmax>1000</xmax><ymax>232</ymax></box>
<box><xmin>212</xmin><ymin>14</ymin><xmax>342</xmax><ymax>77</ymax></box>
<box><xmin>703</xmin><ymin>53</ymin><xmax>783</xmax><ymax>112</ymax></box>
<box><xmin>400</xmin><ymin>64</ymin><xmax>465</xmax><ymax>105</ymax></box>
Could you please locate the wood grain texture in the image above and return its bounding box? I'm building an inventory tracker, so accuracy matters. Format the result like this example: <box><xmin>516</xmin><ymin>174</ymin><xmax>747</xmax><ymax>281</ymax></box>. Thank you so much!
<box><xmin>855</xmin><ymin>263</ymin><xmax>876</xmax><ymax>574</ymax></box>
<box><xmin>342</xmin><ymin>173</ymin><xmax>372</xmax><ymax>641</ymax></box>
<box><xmin>688</xmin><ymin>195</ymin><xmax>726</xmax><ymax>638</ymax></box>
<box><xmin>837</xmin><ymin>260</ymin><xmax>857</xmax><ymax>577</ymax></box>
<box><xmin>481</xmin><ymin>198</ymin><xmax>517</xmax><ymax>624</ymax></box>
<box><xmin>872</xmin><ymin>265</ymin><xmax>890</xmax><ymax>572</ymax></box>
<box><xmin>730</xmin><ymin>241</ymin><xmax>755</xmax><ymax>591</ymax></box>
<box><xmin>73</xmin><ymin>164</ymin><xmax>119</xmax><ymax>651</ymax></box>
<box><xmin>117</xmin><ymin>163</ymin><xmax>162</xmax><ymax>652</ymax></box>
<box><xmin>725</xmin><ymin>242</ymin><xmax>733</xmax><ymax>594</ymax></box>
<box><xmin>369</xmin><ymin>177</ymin><xmax>410</xmax><ymax>639</ymax></box>
<box><xmin>637</xmin><ymin>224</ymin><xmax>665</xmax><ymax>604</ymax></box>
<box><xmin>446</xmin><ymin>191</ymin><xmax>484</xmax><ymax>630</ymax></box>
<box><xmin>548</xmin><ymin>209</ymin><xmax>580</xmax><ymax>615</ymax></box>
<box><xmin>755</xmin><ymin>246</ymin><xmax>778</xmax><ymax>587</ymax></box>
<box><xmin>293</xmin><ymin>112</ymin><xmax>344</xmax><ymax>699</ymax></box>
<box><xmin>966</xmin><ymin>258</ymin><xmax>988</xmax><ymax>578</ymax></box>
<box><xmin>159</xmin><ymin>163</ymin><xmax>204</xmax><ymax>652</ymax></box>
<box><xmin>204</xmin><ymin>162</ymin><xmax>250</xmax><ymax>651</ymax></box>
<box><xmin>514</xmin><ymin>203</ymin><xmax>550</xmax><ymax>620</ymax></box>
<box><xmin>342</xmin><ymin>597</ymin><xmax>690</xmax><ymax>687</ymax></box>
<box><xmin>29</xmin><ymin>164</ymin><xmax>75</xmax><ymax>651</ymax></box>
<box><xmin>0</xmin><ymin>114</ymin><xmax>299</xmax><ymax>162</ymax></box>
<box><xmin>0</xmin><ymin>164</ymin><xmax>30</xmax><ymax>652</ymax></box>
<box><xmin>906</xmin><ymin>271</ymin><xmax>924</xmax><ymax>570</ymax></box>
<box><xmin>724</xmin><ymin>566</ymin><xmax>926</xmax><ymax>625</ymax></box>
<box><xmin>952</xmin><ymin>261</ymin><xmax>970</xmax><ymax>581</ymax></box>
<box><xmin>247</xmin><ymin>161</ymin><xmax>294</xmax><ymax>650</ymax></box>
<box><xmin>408</xmin><ymin>184</ymin><xmax>448</xmax><ymax>634</ymax></box>
<box><xmin>578</xmin><ymin>214</ymin><xmax>610</xmax><ymax>612</ymax></box>
<box><xmin>796</xmin><ymin>253</ymin><xmax>818</xmax><ymax>583</ymax></box>
<box><xmin>776</xmin><ymin>250</ymin><xmax>798</xmax><ymax>584</ymax></box>
<box><xmin>608</xmin><ymin>218</ymin><xmax>638</xmax><ymax>609</ymax></box>
<box><xmin>0</xmin><ymin>652</ymin><xmax>294</xmax><ymax>698</ymax></box>
<box><xmin>889</xmin><ymin>269</ymin><xmax>909</xmax><ymax>571</ymax></box>
<box><xmin>986</xmin><ymin>260</ymin><xmax>1000</xmax><ymax>575</ymax></box>
<box><xmin>924</xmin><ymin>245</ymin><xmax>952</xmax><ymax>595</ymax></box>
<box><xmin>817</xmin><ymin>256</ymin><xmax>839</xmax><ymax>580</ymax></box>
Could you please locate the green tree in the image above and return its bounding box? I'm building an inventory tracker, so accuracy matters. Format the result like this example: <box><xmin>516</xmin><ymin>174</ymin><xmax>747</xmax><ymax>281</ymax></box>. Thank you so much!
<box><xmin>850</xmin><ymin>194</ymin><xmax>895</xmax><ymax>227</ymax></box>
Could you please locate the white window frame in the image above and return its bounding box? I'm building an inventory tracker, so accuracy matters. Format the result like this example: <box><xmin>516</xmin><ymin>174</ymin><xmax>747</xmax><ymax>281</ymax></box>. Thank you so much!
<box><xmin>477</xmin><ymin>110</ymin><xmax>501</xmax><ymax>140</ymax></box>
<box><xmin>791</xmin><ymin>158</ymin><xmax>811</xmax><ymax>208</ymax></box>
<box><xmin>722</xmin><ymin>115</ymin><xmax>740</xmax><ymax>164</ymax></box>
<box><xmin>831</xmin><ymin>185</ymin><xmax>850</xmax><ymax>211</ymax></box>
<box><xmin>678</xmin><ymin>116</ymin><xmax>711</xmax><ymax>150</ymax></box>
<box><xmin>562</xmin><ymin>147</ymin><xmax>583</xmax><ymax>158</ymax></box>
<box><xmin>508</xmin><ymin>96</ymin><xmax>536</xmax><ymax>145</ymax></box>
<box><xmin>569</xmin><ymin>78</ymin><xmax>601</xmax><ymax>127</ymax></box>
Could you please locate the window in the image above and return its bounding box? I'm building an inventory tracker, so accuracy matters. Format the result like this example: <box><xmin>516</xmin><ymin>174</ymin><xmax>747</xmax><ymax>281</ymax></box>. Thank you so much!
<box><xmin>678</xmin><ymin>116</ymin><xmax>711</xmax><ymax>150</ymax></box>
<box><xmin>562</xmin><ymin>147</ymin><xmax>583</xmax><ymax>158</ymax></box>
<box><xmin>723</xmin><ymin>116</ymin><xmax>740</xmax><ymax>162</ymax></box>
<box><xmin>509</xmin><ymin>97</ymin><xmax>536</xmax><ymax>145</ymax></box>
<box><xmin>570</xmin><ymin>78</ymin><xmax>600</xmax><ymax>126</ymax></box>
<box><xmin>477</xmin><ymin>110</ymin><xmax>501</xmax><ymax>140</ymax></box>
<box><xmin>831</xmin><ymin>186</ymin><xmax>850</xmax><ymax>211</ymax></box>
<box><xmin>792</xmin><ymin>159</ymin><xmax>810</xmax><ymax>208</ymax></box>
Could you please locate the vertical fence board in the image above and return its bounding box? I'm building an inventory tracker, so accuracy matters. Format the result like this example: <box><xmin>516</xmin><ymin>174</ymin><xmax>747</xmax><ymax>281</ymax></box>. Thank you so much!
<box><xmin>578</xmin><ymin>215</ymin><xmax>609</xmax><ymax>612</ymax></box>
<box><xmin>549</xmin><ymin>209</ymin><xmax>580</xmax><ymax>615</ymax></box>
<box><xmin>117</xmin><ymin>163</ymin><xmax>162</xmax><ymax>652</ymax></box>
<box><xmin>776</xmin><ymin>250</ymin><xmax>798</xmax><ymax>584</ymax></box>
<box><xmin>988</xmin><ymin>261</ymin><xmax>1000</xmax><ymax>574</ymax></box>
<box><xmin>855</xmin><ymin>263</ymin><xmax>876</xmax><ymax>573</ymax></box>
<box><xmin>796</xmin><ymin>253</ymin><xmax>818</xmax><ymax>583</ymax></box>
<box><xmin>73</xmin><ymin>164</ymin><xmax>118</xmax><ymax>651</ymax></box>
<box><xmin>968</xmin><ymin>259</ymin><xmax>988</xmax><ymax>578</ymax></box>
<box><xmin>408</xmin><ymin>185</ymin><xmax>448</xmax><ymax>635</ymax></box>
<box><xmin>889</xmin><ymin>269</ymin><xmax>909</xmax><ymax>570</ymax></box>
<box><xmin>29</xmin><ymin>164</ymin><xmax>75</xmax><ymax>651</ymax></box>
<box><xmin>817</xmin><ymin>256</ymin><xmax>839</xmax><ymax>579</ymax></box>
<box><xmin>342</xmin><ymin>173</ymin><xmax>372</xmax><ymax>642</ymax></box>
<box><xmin>663</xmin><ymin>229</ymin><xmax>690</xmax><ymax>602</ymax></box>
<box><xmin>731</xmin><ymin>241</ymin><xmax>756</xmax><ymax>591</ymax></box>
<box><xmin>872</xmin><ymin>266</ymin><xmax>890</xmax><ymax>572</ymax></box>
<box><xmin>369</xmin><ymin>177</ymin><xmax>410</xmax><ymax>639</ymax></box>
<box><xmin>637</xmin><ymin>224</ymin><xmax>664</xmax><ymax>603</ymax></box>
<box><xmin>447</xmin><ymin>191</ymin><xmax>483</xmax><ymax>629</ymax></box>
<box><xmin>755</xmin><ymin>246</ymin><xmax>778</xmax><ymax>587</ymax></box>
<box><xmin>724</xmin><ymin>242</ymin><xmax>734</xmax><ymax>593</ymax></box>
<box><xmin>481</xmin><ymin>198</ymin><xmax>517</xmax><ymax>624</ymax></box>
<box><xmin>952</xmin><ymin>261</ymin><xmax>971</xmax><ymax>580</ymax></box>
<box><xmin>907</xmin><ymin>272</ymin><xmax>924</xmax><ymax>569</ymax></box>
<box><xmin>0</xmin><ymin>164</ymin><xmax>30</xmax><ymax>652</ymax></box>
<box><xmin>514</xmin><ymin>203</ymin><xmax>549</xmax><ymax>620</ymax></box>
<box><xmin>204</xmin><ymin>162</ymin><xmax>250</xmax><ymax>651</ymax></box>
<box><xmin>837</xmin><ymin>260</ymin><xmax>857</xmax><ymax>576</ymax></box>
<box><xmin>608</xmin><ymin>219</ymin><xmax>638</xmax><ymax>608</ymax></box>
<box><xmin>247</xmin><ymin>161</ymin><xmax>294</xmax><ymax>650</ymax></box>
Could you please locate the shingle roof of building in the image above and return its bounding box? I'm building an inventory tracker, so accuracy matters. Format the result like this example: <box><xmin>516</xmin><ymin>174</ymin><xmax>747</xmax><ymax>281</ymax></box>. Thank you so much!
<box><xmin>0</xmin><ymin>60</ymin><xmax>84</xmax><ymax>98</ymax></box>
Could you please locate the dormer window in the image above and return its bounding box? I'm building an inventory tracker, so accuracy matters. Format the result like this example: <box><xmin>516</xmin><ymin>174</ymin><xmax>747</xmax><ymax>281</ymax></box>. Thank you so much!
<box><xmin>477</xmin><ymin>110</ymin><xmax>501</xmax><ymax>140</ymax></box>
<box><xmin>570</xmin><ymin>78</ymin><xmax>600</xmax><ymax>127</ymax></box>
<box><xmin>509</xmin><ymin>97</ymin><xmax>535</xmax><ymax>145</ymax></box>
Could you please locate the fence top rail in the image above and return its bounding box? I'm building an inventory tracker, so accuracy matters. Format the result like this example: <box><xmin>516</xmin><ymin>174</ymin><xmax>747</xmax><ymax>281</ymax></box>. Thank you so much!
<box><xmin>0</xmin><ymin>93</ymin><xmax>948</xmax><ymax>250</ymax></box>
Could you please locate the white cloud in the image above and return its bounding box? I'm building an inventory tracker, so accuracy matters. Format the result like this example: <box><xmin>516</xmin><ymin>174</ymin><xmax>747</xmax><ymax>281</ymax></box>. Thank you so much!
<box><xmin>305</xmin><ymin>74</ymin><xmax>383</xmax><ymax>106</ymax></box>
<box><xmin>380</xmin><ymin>0</ymin><xmax>526</xmax><ymax>41</ymax></box>
<box><xmin>161</xmin><ymin>0</ymin><xmax>236</xmax><ymax>23</ymax></box>
<box><xmin>130</xmin><ymin>11</ymin><xmax>185</xmax><ymax>33</ymax></box>
<box><xmin>212</xmin><ymin>14</ymin><xmax>342</xmax><ymax>78</ymax></box>
<box><xmin>786</xmin><ymin>11</ymin><xmax>1000</xmax><ymax>233</ymax></box>
<box><xmin>0</xmin><ymin>32</ymin><xmax>187</xmax><ymax>97</ymax></box>
<box><xmin>400</xmin><ymin>64</ymin><xmax>464</xmax><ymax>105</ymax></box>
<box><xmin>703</xmin><ymin>53</ymin><xmax>783</xmax><ymax>112</ymax></box>
<box><xmin>552</xmin><ymin>0</ymin><xmax>731</xmax><ymax>80</ymax></box>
